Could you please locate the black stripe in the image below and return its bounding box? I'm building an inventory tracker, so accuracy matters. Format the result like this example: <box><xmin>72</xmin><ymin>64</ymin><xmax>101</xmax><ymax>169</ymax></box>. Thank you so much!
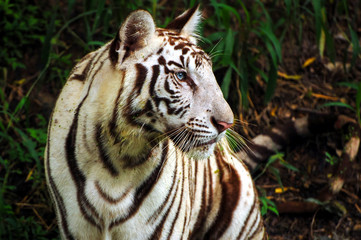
<box><xmin>207</xmin><ymin>159</ymin><xmax>213</xmax><ymax>216</ymax></box>
<box><xmin>164</xmin><ymin>77</ymin><xmax>177</xmax><ymax>94</ymax></box>
<box><xmin>153</xmin><ymin>96</ymin><xmax>179</xmax><ymax>115</ymax></box>
<box><xmin>186</xmin><ymin>57</ymin><xmax>190</xmax><ymax>68</ymax></box>
<box><xmin>179</xmin><ymin>109</ymin><xmax>187</xmax><ymax>119</ymax></box>
<box><xmin>122</xmin><ymin>65</ymin><xmax>161</xmax><ymax>132</ymax></box>
<box><xmin>247</xmin><ymin>210</ymin><xmax>264</xmax><ymax>239</ymax></box>
<box><xmin>71</xmin><ymin>73</ymin><xmax>86</xmax><ymax>81</ymax></box>
<box><xmin>168</xmin><ymin>60</ymin><xmax>183</xmax><ymax>68</ymax></box>
<box><xmin>46</xmin><ymin>117</ymin><xmax>75</xmax><ymax>240</ymax></box>
<box><xmin>249</xmin><ymin>210</ymin><xmax>261</xmax><ymax>238</ymax></box>
<box><xmin>109</xmin><ymin>34</ymin><xmax>120</xmax><ymax>64</ymax></box>
<box><xmin>236</xmin><ymin>192</ymin><xmax>257</xmax><ymax>239</ymax></box>
<box><xmin>188</xmin><ymin>155</ymin><xmax>194</xmax><ymax>209</ymax></box>
<box><xmin>95</xmin><ymin>124</ymin><xmax>119</xmax><ymax>176</ymax></box>
<box><xmin>69</xmin><ymin>53</ymin><xmax>95</xmax><ymax>82</ymax></box>
<box><xmin>180</xmin><ymin>55</ymin><xmax>185</xmax><ymax>67</ymax></box>
<box><xmin>67</xmin><ymin>105</ymin><xmax>103</xmax><ymax>230</ymax></box>
<box><xmin>65</xmin><ymin>55</ymin><xmax>106</xmax><ymax>230</ymax></box>
<box><xmin>182</xmin><ymin>48</ymin><xmax>190</xmax><ymax>55</ymax></box>
<box><xmin>109</xmin><ymin>78</ymin><xmax>124</xmax><ymax>140</ymax></box>
<box><xmin>150</xmin><ymin>65</ymin><xmax>160</xmax><ymax>97</ymax></box>
<box><xmin>95</xmin><ymin>181</ymin><xmax>130</xmax><ymax>204</ymax></box>
<box><xmin>168</xmin><ymin>154</ymin><xmax>185</xmax><ymax>237</ymax></box>
<box><xmin>109</xmin><ymin>140</ymin><xmax>169</xmax><ymax>229</ymax></box>
<box><xmin>82</xmin><ymin>114</ymin><xmax>92</xmax><ymax>153</ymax></box>
<box><xmin>189</xmin><ymin>163</ymin><xmax>208</xmax><ymax>239</ymax></box>
<box><xmin>156</xmin><ymin>47</ymin><xmax>164</xmax><ymax>55</ymax></box>
<box><xmin>147</xmin><ymin>150</ymin><xmax>178</xmax><ymax>224</ymax></box>
<box><xmin>204</xmin><ymin>149</ymin><xmax>241</xmax><ymax>239</ymax></box>
<box><xmin>194</xmin><ymin>159</ymin><xmax>198</xmax><ymax>203</ymax></box>
<box><xmin>134</xmin><ymin>63</ymin><xmax>148</xmax><ymax>96</ymax></box>
<box><xmin>174</xmin><ymin>42</ymin><xmax>186</xmax><ymax>50</ymax></box>
<box><xmin>185</xmin><ymin>76</ymin><xmax>197</xmax><ymax>90</ymax></box>
<box><xmin>158</xmin><ymin>56</ymin><xmax>166</xmax><ymax>65</ymax></box>
<box><xmin>151</xmin><ymin>171</ymin><xmax>180</xmax><ymax>240</ymax></box>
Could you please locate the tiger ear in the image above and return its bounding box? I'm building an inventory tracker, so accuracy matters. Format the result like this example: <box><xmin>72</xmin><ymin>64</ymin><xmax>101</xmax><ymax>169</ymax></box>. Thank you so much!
<box><xmin>110</xmin><ymin>10</ymin><xmax>156</xmax><ymax>64</ymax></box>
<box><xmin>119</xmin><ymin>10</ymin><xmax>155</xmax><ymax>49</ymax></box>
<box><xmin>166</xmin><ymin>5</ymin><xmax>201</xmax><ymax>41</ymax></box>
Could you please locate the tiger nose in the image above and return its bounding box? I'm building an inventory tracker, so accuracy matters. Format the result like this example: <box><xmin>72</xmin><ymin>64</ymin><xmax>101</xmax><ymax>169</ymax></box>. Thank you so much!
<box><xmin>211</xmin><ymin>117</ymin><xmax>233</xmax><ymax>133</ymax></box>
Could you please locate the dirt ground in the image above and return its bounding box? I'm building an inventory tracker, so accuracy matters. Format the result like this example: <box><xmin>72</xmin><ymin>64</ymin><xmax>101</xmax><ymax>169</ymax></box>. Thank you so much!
<box><xmin>238</xmin><ymin>25</ymin><xmax>361</xmax><ymax>239</ymax></box>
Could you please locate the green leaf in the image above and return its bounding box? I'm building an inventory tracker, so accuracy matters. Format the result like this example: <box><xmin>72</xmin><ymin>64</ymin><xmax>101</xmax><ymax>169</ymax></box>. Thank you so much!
<box><xmin>267</xmin><ymin>205</ymin><xmax>280</xmax><ymax>216</ymax></box>
<box><xmin>213</xmin><ymin>3</ymin><xmax>242</xmax><ymax>25</ymax></box>
<box><xmin>92</xmin><ymin>0</ymin><xmax>106</xmax><ymax>35</ymax></box>
<box><xmin>349</xmin><ymin>26</ymin><xmax>360</xmax><ymax>68</ymax></box>
<box><xmin>270</xmin><ymin>166</ymin><xmax>284</xmax><ymax>190</ymax></box>
<box><xmin>40</xmin><ymin>7</ymin><xmax>57</xmax><ymax>70</ymax></box>
<box><xmin>222</xmin><ymin>29</ymin><xmax>235</xmax><ymax>65</ymax></box>
<box><xmin>319</xmin><ymin>102</ymin><xmax>355</xmax><ymax>111</ymax></box>
<box><xmin>279</xmin><ymin>160</ymin><xmax>299</xmax><ymax>172</ymax></box>
<box><xmin>284</xmin><ymin>0</ymin><xmax>292</xmax><ymax>16</ymax></box>
<box><xmin>13</xmin><ymin>97</ymin><xmax>28</xmax><ymax>116</ymax></box>
<box><xmin>337</xmin><ymin>82</ymin><xmax>358</xmax><ymax>90</ymax></box>
<box><xmin>259</xmin><ymin>23</ymin><xmax>282</xmax><ymax>63</ymax></box>
<box><xmin>221</xmin><ymin>67</ymin><xmax>232</xmax><ymax>99</ymax></box>
<box><xmin>87</xmin><ymin>41</ymin><xmax>105</xmax><ymax>46</ymax></box>
<box><xmin>264</xmin><ymin>61</ymin><xmax>278</xmax><ymax>103</ymax></box>
<box><xmin>15</xmin><ymin>127</ymin><xmax>38</xmax><ymax>162</ymax></box>
<box><xmin>26</xmin><ymin>128</ymin><xmax>47</xmax><ymax>145</ymax></box>
<box><xmin>237</xmin><ymin>1</ymin><xmax>250</xmax><ymax>25</ymax></box>
<box><xmin>356</xmin><ymin>82</ymin><xmax>361</xmax><ymax>125</ymax></box>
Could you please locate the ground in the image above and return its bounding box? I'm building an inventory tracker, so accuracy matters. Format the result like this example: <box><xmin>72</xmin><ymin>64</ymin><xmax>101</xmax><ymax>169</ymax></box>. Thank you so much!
<box><xmin>242</xmin><ymin>27</ymin><xmax>361</xmax><ymax>239</ymax></box>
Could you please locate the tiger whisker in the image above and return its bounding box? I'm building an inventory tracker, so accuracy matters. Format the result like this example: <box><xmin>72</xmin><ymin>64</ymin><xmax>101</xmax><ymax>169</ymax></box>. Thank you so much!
<box><xmin>171</xmin><ymin>128</ymin><xmax>188</xmax><ymax>147</ymax></box>
<box><xmin>226</xmin><ymin>130</ymin><xmax>249</xmax><ymax>152</ymax></box>
<box><xmin>233</xmin><ymin>119</ymin><xmax>256</xmax><ymax>127</ymax></box>
<box><xmin>208</xmin><ymin>37</ymin><xmax>223</xmax><ymax>58</ymax></box>
<box><xmin>148</xmin><ymin>126</ymin><xmax>186</xmax><ymax>146</ymax></box>
<box><xmin>180</xmin><ymin>130</ymin><xmax>192</xmax><ymax>152</ymax></box>
<box><xmin>226</xmin><ymin>129</ymin><xmax>256</xmax><ymax>156</ymax></box>
<box><xmin>156</xmin><ymin>141</ymin><xmax>171</xmax><ymax>181</ymax></box>
<box><xmin>209</xmin><ymin>51</ymin><xmax>225</xmax><ymax>60</ymax></box>
<box><xmin>178</xmin><ymin>130</ymin><xmax>189</xmax><ymax>152</ymax></box>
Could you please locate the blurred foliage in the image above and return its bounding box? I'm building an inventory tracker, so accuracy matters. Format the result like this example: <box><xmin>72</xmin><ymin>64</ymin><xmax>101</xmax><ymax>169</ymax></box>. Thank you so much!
<box><xmin>0</xmin><ymin>0</ymin><xmax>360</xmax><ymax>238</ymax></box>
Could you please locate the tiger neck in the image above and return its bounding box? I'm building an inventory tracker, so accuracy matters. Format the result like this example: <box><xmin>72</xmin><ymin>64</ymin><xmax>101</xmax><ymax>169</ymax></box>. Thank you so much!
<box><xmin>103</xmin><ymin>122</ymin><xmax>163</xmax><ymax>167</ymax></box>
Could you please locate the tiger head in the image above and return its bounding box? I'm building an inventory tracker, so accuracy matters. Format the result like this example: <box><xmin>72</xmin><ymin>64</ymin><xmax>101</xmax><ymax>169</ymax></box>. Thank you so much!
<box><xmin>110</xmin><ymin>6</ymin><xmax>234</xmax><ymax>159</ymax></box>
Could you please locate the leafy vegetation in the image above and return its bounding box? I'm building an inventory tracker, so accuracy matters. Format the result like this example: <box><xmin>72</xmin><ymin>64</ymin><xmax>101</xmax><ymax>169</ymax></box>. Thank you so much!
<box><xmin>0</xmin><ymin>0</ymin><xmax>359</xmax><ymax>239</ymax></box>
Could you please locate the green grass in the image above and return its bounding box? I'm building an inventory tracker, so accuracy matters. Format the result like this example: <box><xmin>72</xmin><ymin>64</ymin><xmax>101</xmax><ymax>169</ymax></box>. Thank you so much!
<box><xmin>0</xmin><ymin>0</ymin><xmax>360</xmax><ymax>238</ymax></box>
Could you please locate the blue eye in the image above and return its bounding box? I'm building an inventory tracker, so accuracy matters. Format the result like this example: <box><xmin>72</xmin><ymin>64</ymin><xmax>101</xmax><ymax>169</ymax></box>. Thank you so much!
<box><xmin>175</xmin><ymin>71</ymin><xmax>187</xmax><ymax>80</ymax></box>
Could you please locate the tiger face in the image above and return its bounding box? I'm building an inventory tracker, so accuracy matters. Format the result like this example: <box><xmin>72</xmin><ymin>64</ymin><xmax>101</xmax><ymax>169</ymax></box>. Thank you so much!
<box><xmin>112</xmin><ymin>7</ymin><xmax>233</xmax><ymax>159</ymax></box>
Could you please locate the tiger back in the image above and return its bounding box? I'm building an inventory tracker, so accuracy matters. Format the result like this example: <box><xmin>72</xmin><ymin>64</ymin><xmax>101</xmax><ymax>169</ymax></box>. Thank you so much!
<box><xmin>45</xmin><ymin>7</ymin><xmax>265</xmax><ymax>240</ymax></box>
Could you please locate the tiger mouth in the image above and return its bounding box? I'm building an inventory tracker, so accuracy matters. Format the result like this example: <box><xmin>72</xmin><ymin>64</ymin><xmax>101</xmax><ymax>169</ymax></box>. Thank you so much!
<box><xmin>166</xmin><ymin>127</ymin><xmax>220</xmax><ymax>152</ymax></box>
<box><xmin>193</xmin><ymin>138</ymin><xmax>217</xmax><ymax>148</ymax></box>
<box><xmin>169</xmin><ymin>134</ymin><xmax>218</xmax><ymax>152</ymax></box>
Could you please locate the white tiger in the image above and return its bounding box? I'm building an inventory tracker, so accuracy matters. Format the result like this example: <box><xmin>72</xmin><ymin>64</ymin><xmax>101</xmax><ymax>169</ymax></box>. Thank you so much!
<box><xmin>45</xmin><ymin>6</ymin><xmax>266</xmax><ymax>240</ymax></box>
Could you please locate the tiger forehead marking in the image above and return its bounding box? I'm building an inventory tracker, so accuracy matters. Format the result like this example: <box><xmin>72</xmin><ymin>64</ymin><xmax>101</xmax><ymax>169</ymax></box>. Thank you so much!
<box><xmin>45</xmin><ymin>6</ymin><xmax>265</xmax><ymax>240</ymax></box>
<box><xmin>157</xmin><ymin>29</ymin><xmax>212</xmax><ymax>68</ymax></box>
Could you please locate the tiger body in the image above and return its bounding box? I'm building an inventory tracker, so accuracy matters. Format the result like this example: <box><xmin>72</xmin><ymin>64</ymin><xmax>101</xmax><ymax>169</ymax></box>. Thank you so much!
<box><xmin>45</xmin><ymin>7</ymin><xmax>265</xmax><ymax>240</ymax></box>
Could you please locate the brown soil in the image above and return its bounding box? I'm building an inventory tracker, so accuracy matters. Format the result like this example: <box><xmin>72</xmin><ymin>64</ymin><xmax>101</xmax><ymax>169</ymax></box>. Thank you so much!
<box><xmin>240</xmin><ymin>21</ymin><xmax>361</xmax><ymax>239</ymax></box>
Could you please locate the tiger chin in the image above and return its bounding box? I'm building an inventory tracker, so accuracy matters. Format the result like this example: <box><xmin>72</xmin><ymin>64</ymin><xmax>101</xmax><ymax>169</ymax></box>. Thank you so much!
<box><xmin>45</xmin><ymin>5</ymin><xmax>266</xmax><ymax>240</ymax></box>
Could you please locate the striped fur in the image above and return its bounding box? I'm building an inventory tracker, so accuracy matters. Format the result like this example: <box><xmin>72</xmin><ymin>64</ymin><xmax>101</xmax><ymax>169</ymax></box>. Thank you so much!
<box><xmin>45</xmin><ymin>7</ymin><xmax>265</xmax><ymax>240</ymax></box>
